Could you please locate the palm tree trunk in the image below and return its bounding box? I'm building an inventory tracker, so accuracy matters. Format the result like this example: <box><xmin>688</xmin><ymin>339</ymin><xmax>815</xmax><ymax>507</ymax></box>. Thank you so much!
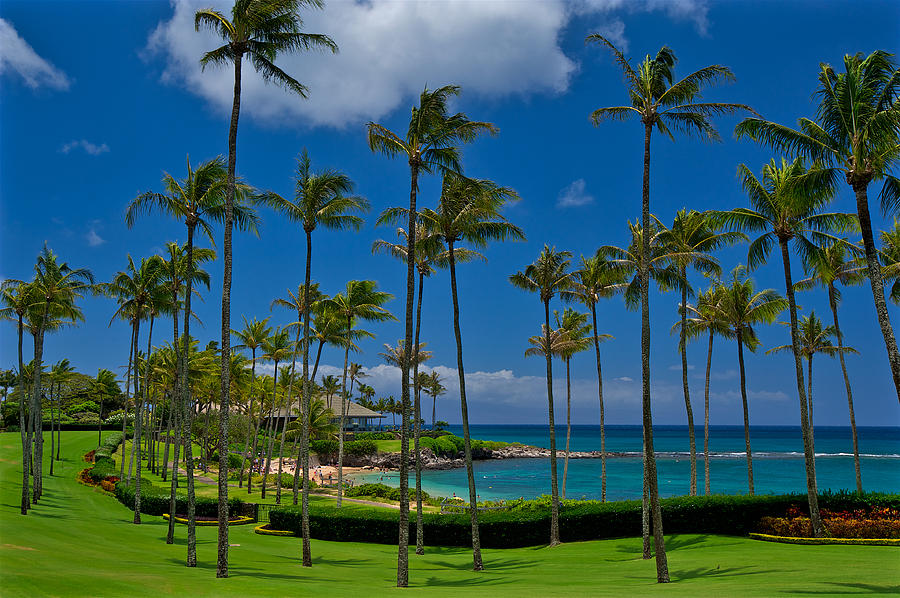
<box><xmin>778</xmin><ymin>239</ymin><xmax>824</xmax><ymax>537</ymax></box>
<box><xmin>162</xmin><ymin>398</ymin><xmax>174</xmax><ymax>482</ymax></box>
<box><xmin>641</xmin><ymin>426</ymin><xmax>650</xmax><ymax>559</ymax></box>
<box><xmin>32</xmin><ymin>312</ymin><xmax>48</xmax><ymax>502</ymax></box>
<box><xmin>448</xmin><ymin>241</ymin><xmax>483</xmax><ymax>569</ymax></box>
<box><xmin>680</xmin><ymin>279</ymin><xmax>697</xmax><ymax>496</ymax></box>
<box><xmin>127</xmin><ymin>320</ymin><xmax>141</xmax><ymax>486</ymax></box>
<box><xmin>214</xmin><ymin>48</ymin><xmax>243</xmax><ymax>581</ymax></box>
<box><xmin>182</xmin><ymin>222</ymin><xmax>198</xmax><ymax>567</ymax></box>
<box><xmin>853</xmin><ymin>183</ymin><xmax>900</xmax><ymax>402</ymax></box>
<box><xmin>589</xmin><ymin>303</ymin><xmax>607</xmax><ymax>502</ymax></box>
<box><xmin>397</xmin><ymin>161</ymin><xmax>419</xmax><ymax>588</ymax></box>
<box><xmin>165</xmin><ymin>289</ymin><xmax>181</xmax><ymax>484</ymax></box>
<box><xmin>49</xmin><ymin>382</ymin><xmax>55</xmax><ymax>477</ymax></box>
<box><xmin>262</xmin><ymin>360</ymin><xmax>280</xmax><ymax>500</ymax></box>
<box><xmin>703</xmin><ymin>330</ymin><xmax>713</xmax><ymax>496</ymax></box>
<box><xmin>337</xmin><ymin>323</ymin><xmax>351</xmax><ymax>508</ymax></box>
<box><xmin>134</xmin><ymin>314</ymin><xmax>155</xmax><ymax>524</ymax></box>
<box><xmin>166</xmin><ymin>400</ymin><xmax>182</xmax><ymax>545</ymax></box>
<box><xmin>120</xmin><ymin>324</ymin><xmax>135</xmax><ymax>480</ymax></box>
<box><xmin>413</xmin><ymin>269</ymin><xmax>425</xmax><ymax>555</ymax></box>
<box><xmin>640</xmin><ymin>121</ymin><xmax>668</xmax><ymax>581</ymax></box>
<box><xmin>277</xmin><ymin>319</ymin><xmax>302</xmax><ymax>506</ymax></box>
<box><xmin>829</xmin><ymin>285</ymin><xmax>862</xmax><ymax>493</ymax></box>
<box><xmin>299</xmin><ymin>228</ymin><xmax>317</xmax><ymax>558</ymax></box>
<box><xmin>18</xmin><ymin>314</ymin><xmax>29</xmax><ymax>515</ymax></box>
<box><xmin>807</xmin><ymin>357</ymin><xmax>815</xmax><ymax>456</ymax></box>
<box><xmin>543</xmin><ymin>299</ymin><xmax>561</xmax><ymax>547</ymax></box>
<box><xmin>311</xmin><ymin>340</ymin><xmax>324</xmax><ymax>382</ymax></box>
<box><xmin>562</xmin><ymin>357</ymin><xmax>571</xmax><ymax>500</ymax></box>
<box><xmin>736</xmin><ymin>330</ymin><xmax>754</xmax><ymax>494</ymax></box>
<box><xmin>239</xmin><ymin>351</ymin><xmax>257</xmax><ymax>490</ymax></box>
<box><xmin>431</xmin><ymin>392</ymin><xmax>436</xmax><ymax>431</ymax></box>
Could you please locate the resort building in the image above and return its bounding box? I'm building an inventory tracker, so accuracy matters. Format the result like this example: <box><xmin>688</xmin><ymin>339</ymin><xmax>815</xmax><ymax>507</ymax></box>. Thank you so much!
<box><xmin>266</xmin><ymin>399</ymin><xmax>385</xmax><ymax>432</ymax></box>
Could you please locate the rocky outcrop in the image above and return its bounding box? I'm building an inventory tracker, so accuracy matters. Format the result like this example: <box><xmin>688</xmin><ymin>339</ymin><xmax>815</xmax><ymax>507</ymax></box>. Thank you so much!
<box><xmin>339</xmin><ymin>443</ymin><xmax>630</xmax><ymax>470</ymax></box>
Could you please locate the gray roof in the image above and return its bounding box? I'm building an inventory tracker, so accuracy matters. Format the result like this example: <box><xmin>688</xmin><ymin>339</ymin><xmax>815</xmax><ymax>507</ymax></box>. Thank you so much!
<box><xmin>271</xmin><ymin>399</ymin><xmax>384</xmax><ymax>419</ymax></box>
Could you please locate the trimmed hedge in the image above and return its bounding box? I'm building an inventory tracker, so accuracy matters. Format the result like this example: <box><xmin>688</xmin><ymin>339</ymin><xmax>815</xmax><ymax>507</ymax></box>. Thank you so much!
<box><xmin>311</xmin><ymin>438</ymin><xmax>378</xmax><ymax>459</ymax></box>
<box><xmin>269</xmin><ymin>491</ymin><xmax>900</xmax><ymax>549</ymax></box>
<box><xmin>114</xmin><ymin>480</ymin><xmax>244</xmax><ymax>517</ymax></box>
<box><xmin>345</xmin><ymin>483</ymin><xmax>431</xmax><ymax>503</ymax></box>
<box><xmin>749</xmin><ymin>533</ymin><xmax>900</xmax><ymax>546</ymax></box>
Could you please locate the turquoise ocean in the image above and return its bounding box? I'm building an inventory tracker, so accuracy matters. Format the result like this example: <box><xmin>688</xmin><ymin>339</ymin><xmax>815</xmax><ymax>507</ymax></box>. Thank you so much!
<box><xmin>351</xmin><ymin>425</ymin><xmax>900</xmax><ymax>501</ymax></box>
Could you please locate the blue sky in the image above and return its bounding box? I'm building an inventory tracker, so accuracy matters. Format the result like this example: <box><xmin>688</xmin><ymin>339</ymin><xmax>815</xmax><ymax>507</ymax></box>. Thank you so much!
<box><xmin>1</xmin><ymin>0</ymin><xmax>898</xmax><ymax>429</ymax></box>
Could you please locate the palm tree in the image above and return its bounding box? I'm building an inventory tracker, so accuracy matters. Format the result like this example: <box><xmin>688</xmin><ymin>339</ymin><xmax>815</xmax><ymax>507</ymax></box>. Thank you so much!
<box><xmin>657</xmin><ymin>209</ymin><xmax>745</xmax><ymax>495</ymax></box>
<box><xmin>422</xmin><ymin>371</ymin><xmax>445</xmax><ymax>430</ymax></box>
<box><xmin>711</xmin><ymin>157</ymin><xmax>856</xmax><ymax>537</ymax></box>
<box><xmin>718</xmin><ymin>267</ymin><xmax>787</xmax><ymax>495</ymax></box>
<box><xmin>562</xmin><ymin>255</ymin><xmax>626</xmax><ymax>501</ymax></box>
<box><xmin>768</xmin><ymin>311</ymin><xmax>858</xmax><ymax>454</ymax></box>
<box><xmin>320</xmin><ymin>280</ymin><xmax>394</xmax><ymax>508</ymax></box>
<box><xmin>554</xmin><ymin>309</ymin><xmax>596</xmax><ymax>499</ymax></box>
<box><xmin>320</xmin><ymin>375</ymin><xmax>341</xmax><ymax>410</ymax></box>
<box><xmin>265</xmin><ymin>150</ymin><xmax>367</xmax><ymax>562</ymax></box>
<box><xmin>378</xmin><ymin>337</ymin><xmax>432</xmax><ymax>554</ymax></box>
<box><xmin>367</xmin><ymin>85</ymin><xmax>496</xmax><ymax>586</ymax></box>
<box><xmin>676</xmin><ymin>283</ymin><xmax>731</xmax><ymax>495</ymax></box>
<box><xmin>259</xmin><ymin>327</ymin><xmax>294</xmax><ymax>500</ymax></box>
<box><xmin>30</xmin><ymin>247</ymin><xmax>93</xmax><ymax>502</ymax></box>
<box><xmin>282</xmin><ymin>398</ymin><xmax>337</xmax><ymax>442</ymax></box>
<box><xmin>1</xmin><ymin>281</ymin><xmax>36</xmax><ymax>514</ymax></box>
<box><xmin>510</xmin><ymin>245</ymin><xmax>572</xmax><ymax>547</ymax></box>
<box><xmin>232</xmin><ymin>316</ymin><xmax>273</xmax><ymax>492</ymax></box>
<box><xmin>48</xmin><ymin>359</ymin><xmax>75</xmax><ymax>474</ymax></box>
<box><xmin>587</xmin><ymin>35</ymin><xmax>753</xmax><ymax>582</ymax></box>
<box><xmin>270</xmin><ymin>284</ymin><xmax>326</xmax><ymax>509</ymax></box>
<box><xmin>796</xmin><ymin>241</ymin><xmax>866</xmax><ymax>493</ymax></box>
<box><xmin>735</xmin><ymin>51</ymin><xmax>900</xmax><ymax>401</ymax></box>
<box><xmin>94</xmin><ymin>368</ymin><xmax>118</xmax><ymax>447</ymax></box>
<box><xmin>195</xmin><ymin>2</ymin><xmax>335</xmax><ymax>575</ymax></box>
<box><xmin>601</xmin><ymin>220</ymin><xmax>687</xmax><ymax>557</ymax></box>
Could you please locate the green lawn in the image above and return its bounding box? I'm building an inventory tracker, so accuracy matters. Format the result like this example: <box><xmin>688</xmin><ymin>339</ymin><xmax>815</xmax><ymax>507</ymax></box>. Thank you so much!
<box><xmin>1</xmin><ymin>431</ymin><xmax>897</xmax><ymax>597</ymax></box>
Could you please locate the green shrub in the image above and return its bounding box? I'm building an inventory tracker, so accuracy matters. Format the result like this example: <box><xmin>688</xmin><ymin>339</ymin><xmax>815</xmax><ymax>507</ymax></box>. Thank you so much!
<box><xmin>419</xmin><ymin>435</ymin><xmax>458</xmax><ymax>457</ymax></box>
<box><xmin>212</xmin><ymin>451</ymin><xmax>244</xmax><ymax>469</ymax></box>
<box><xmin>311</xmin><ymin>439</ymin><xmax>338</xmax><ymax>456</ymax></box>
<box><xmin>115</xmin><ymin>480</ymin><xmax>244</xmax><ymax>517</ymax></box>
<box><xmin>268</xmin><ymin>491</ymin><xmax>900</xmax><ymax>548</ymax></box>
<box><xmin>345</xmin><ymin>483</ymin><xmax>429</xmax><ymax>502</ymax></box>
<box><xmin>345</xmin><ymin>438</ymin><xmax>377</xmax><ymax>457</ymax></box>
<box><xmin>67</xmin><ymin>400</ymin><xmax>99</xmax><ymax>415</ymax></box>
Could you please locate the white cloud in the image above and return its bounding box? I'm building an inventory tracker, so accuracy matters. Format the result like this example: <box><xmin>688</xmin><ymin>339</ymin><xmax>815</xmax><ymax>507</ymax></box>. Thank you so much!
<box><xmin>556</xmin><ymin>179</ymin><xmax>594</xmax><ymax>208</ymax></box>
<box><xmin>147</xmin><ymin>0</ymin><xmax>575</xmax><ymax>128</ymax></box>
<box><xmin>0</xmin><ymin>18</ymin><xmax>70</xmax><ymax>91</ymax></box>
<box><xmin>668</xmin><ymin>363</ymin><xmax>695</xmax><ymax>371</ymax></box>
<box><xmin>85</xmin><ymin>221</ymin><xmax>106</xmax><ymax>247</ymax></box>
<box><xmin>145</xmin><ymin>0</ymin><xmax>710</xmax><ymax>129</ymax></box>
<box><xmin>614</xmin><ymin>376</ymin><xmax>633</xmax><ymax>383</ymax></box>
<box><xmin>61</xmin><ymin>139</ymin><xmax>110</xmax><ymax>156</ymax></box>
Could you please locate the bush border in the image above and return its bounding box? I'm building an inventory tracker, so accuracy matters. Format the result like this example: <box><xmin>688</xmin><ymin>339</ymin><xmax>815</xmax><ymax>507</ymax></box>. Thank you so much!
<box><xmin>749</xmin><ymin>533</ymin><xmax>900</xmax><ymax>546</ymax></box>
<box><xmin>254</xmin><ymin>524</ymin><xmax>296</xmax><ymax>537</ymax></box>
<box><xmin>163</xmin><ymin>514</ymin><xmax>255</xmax><ymax>526</ymax></box>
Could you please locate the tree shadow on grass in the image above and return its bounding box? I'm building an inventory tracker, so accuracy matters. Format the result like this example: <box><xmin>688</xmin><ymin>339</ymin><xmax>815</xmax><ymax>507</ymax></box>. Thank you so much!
<box><xmin>418</xmin><ymin>574</ymin><xmax>515</xmax><ymax>589</ymax></box>
<box><xmin>428</xmin><ymin>557</ymin><xmax>532</xmax><ymax>574</ymax></box>
<box><xmin>668</xmin><ymin>565</ymin><xmax>783</xmax><ymax>581</ymax></box>
<box><xmin>787</xmin><ymin>582</ymin><xmax>900</xmax><ymax>595</ymax></box>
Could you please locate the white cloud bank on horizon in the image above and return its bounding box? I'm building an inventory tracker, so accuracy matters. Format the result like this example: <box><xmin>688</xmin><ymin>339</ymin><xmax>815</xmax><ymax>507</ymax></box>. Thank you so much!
<box><xmin>254</xmin><ymin>359</ymin><xmax>779</xmax><ymax>424</ymax></box>
<box><xmin>0</xmin><ymin>18</ymin><xmax>70</xmax><ymax>91</ymax></box>
<box><xmin>145</xmin><ymin>0</ymin><xmax>709</xmax><ymax>128</ymax></box>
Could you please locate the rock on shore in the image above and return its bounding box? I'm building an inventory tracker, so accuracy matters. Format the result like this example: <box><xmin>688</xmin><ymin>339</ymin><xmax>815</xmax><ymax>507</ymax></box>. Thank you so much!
<box><xmin>342</xmin><ymin>444</ymin><xmax>629</xmax><ymax>470</ymax></box>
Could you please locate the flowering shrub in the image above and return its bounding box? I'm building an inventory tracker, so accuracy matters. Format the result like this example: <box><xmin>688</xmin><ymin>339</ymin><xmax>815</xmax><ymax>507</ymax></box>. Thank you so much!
<box><xmin>759</xmin><ymin>506</ymin><xmax>900</xmax><ymax>539</ymax></box>
<box><xmin>100</xmin><ymin>480</ymin><xmax>117</xmax><ymax>493</ymax></box>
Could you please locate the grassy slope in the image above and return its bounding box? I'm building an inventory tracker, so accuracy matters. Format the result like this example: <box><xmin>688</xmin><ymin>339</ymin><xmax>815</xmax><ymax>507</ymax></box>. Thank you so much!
<box><xmin>1</xmin><ymin>431</ymin><xmax>897</xmax><ymax>597</ymax></box>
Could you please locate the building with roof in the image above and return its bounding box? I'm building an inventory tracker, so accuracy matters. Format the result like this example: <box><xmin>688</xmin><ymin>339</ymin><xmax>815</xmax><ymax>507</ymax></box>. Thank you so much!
<box><xmin>265</xmin><ymin>398</ymin><xmax>385</xmax><ymax>432</ymax></box>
